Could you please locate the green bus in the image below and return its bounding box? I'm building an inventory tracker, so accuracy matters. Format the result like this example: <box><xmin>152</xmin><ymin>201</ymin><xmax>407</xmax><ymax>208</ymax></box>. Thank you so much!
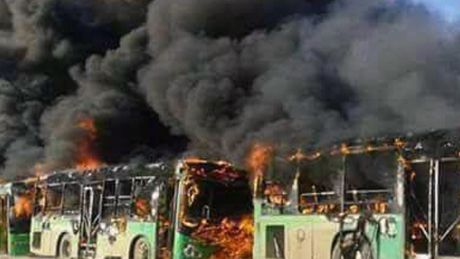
<box><xmin>0</xmin><ymin>179</ymin><xmax>35</xmax><ymax>256</ymax></box>
<box><xmin>253</xmin><ymin>132</ymin><xmax>460</xmax><ymax>259</ymax></box>
<box><xmin>29</xmin><ymin>159</ymin><xmax>253</xmax><ymax>259</ymax></box>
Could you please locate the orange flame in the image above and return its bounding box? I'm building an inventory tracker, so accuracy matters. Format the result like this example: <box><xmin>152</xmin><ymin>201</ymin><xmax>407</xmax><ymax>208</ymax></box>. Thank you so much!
<box><xmin>76</xmin><ymin>117</ymin><xmax>102</xmax><ymax>170</ymax></box>
<box><xmin>33</xmin><ymin>163</ymin><xmax>45</xmax><ymax>177</ymax></box>
<box><xmin>246</xmin><ymin>143</ymin><xmax>273</xmax><ymax>177</ymax></box>
<box><xmin>246</xmin><ymin>143</ymin><xmax>273</xmax><ymax>197</ymax></box>
<box><xmin>13</xmin><ymin>194</ymin><xmax>33</xmax><ymax>219</ymax></box>
<box><xmin>134</xmin><ymin>197</ymin><xmax>151</xmax><ymax>219</ymax></box>
<box><xmin>192</xmin><ymin>215</ymin><xmax>254</xmax><ymax>259</ymax></box>
<box><xmin>264</xmin><ymin>182</ymin><xmax>287</xmax><ymax>206</ymax></box>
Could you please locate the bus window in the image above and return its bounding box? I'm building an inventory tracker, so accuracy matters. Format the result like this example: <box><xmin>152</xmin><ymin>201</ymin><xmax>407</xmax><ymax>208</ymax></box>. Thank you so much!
<box><xmin>117</xmin><ymin>180</ymin><xmax>133</xmax><ymax>217</ymax></box>
<box><xmin>132</xmin><ymin>179</ymin><xmax>158</xmax><ymax>220</ymax></box>
<box><xmin>63</xmin><ymin>184</ymin><xmax>81</xmax><ymax>214</ymax></box>
<box><xmin>180</xmin><ymin>178</ymin><xmax>252</xmax><ymax>232</ymax></box>
<box><xmin>102</xmin><ymin>180</ymin><xmax>116</xmax><ymax>218</ymax></box>
<box><xmin>10</xmin><ymin>191</ymin><xmax>33</xmax><ymax>234</ymax></box>
<box><xmin>298</xmin><ymin>155</ymin><xmax>342</xmax><ymax>214</ymax></box>
<box><xmin>45</xmin><ymin>185</ymin><xmax>63</xmax><ymax>213</ymax></box>
<box><xmin>407</xmin><ymin>161</ymin><xmax>430</xmax><ymax>254</ymax></box>
<box><xmin>345</xmin><ymin>151</ymin><xmax>398</xmax><ymax>213</ymax></box>
<box><xmin>33</xmin><ymin>187</ymin><xmax>45</xmax><ymax>215</ymax></box>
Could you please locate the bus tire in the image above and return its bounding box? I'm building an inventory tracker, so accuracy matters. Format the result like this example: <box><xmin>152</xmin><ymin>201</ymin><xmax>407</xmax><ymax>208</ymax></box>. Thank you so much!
<box><xmin>130</xmin><ymin>237</ymin><xmax>150</xmax><ymax>259</ymax></box>
<box><xmin>331</xmin><ymin>234</ymin><xmax>373</xmax><ymax>259</ymax></box>
<box><xmin>58</xmin><ymin>233</ymin><xmax>72</xmax><ymax>259</ymax></box>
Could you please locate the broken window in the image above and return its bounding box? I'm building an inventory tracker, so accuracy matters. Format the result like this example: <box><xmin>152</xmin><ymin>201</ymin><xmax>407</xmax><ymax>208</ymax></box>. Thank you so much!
<box><xmin>63</xmin><ymin>183</ymin><xmax>81</xmax><ymax>214</ymax></box>
<box><xmin>117</xmin><ymin>179</ymin><xmax>133</xmax><ymax>217</ymax></box>
<box><xmin>344</xmin><ymin>151</ymin><xmax>398</xmax><ymax>213</ymax></box>
<box><xmin>298</xmin><ymin>155</ymin><xmax>342</xmax><ymax>214</ymax></box>
<box><xmin>102</xmin><ymin>180</ymin><xmax>116</xmax><ymax>218</ymax></box>
<box><xmin>45</xmin><ymin>185</ymin><xmax>63</xmax><ymax>213</ymax></box>
<box><xmin>132</xmin><ymin>178</ymin><xmax>157</xmax><ymax>220</ymax></box>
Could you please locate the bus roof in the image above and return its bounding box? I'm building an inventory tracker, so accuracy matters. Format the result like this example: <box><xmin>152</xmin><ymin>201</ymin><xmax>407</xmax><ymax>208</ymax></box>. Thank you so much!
<box><xmin>39</xmin><ymin>162</ymin><xmax>171</xmax><ymax>184</ymax></box>
<box><xmin>289</xmin><ymin>128</ymin><xmax>460</xmax><ymax>163</ymax></box>
<box><xmin>178</xmin><ymin>159</ymin><xmax>249</xmax><ymax>183</ymax></box>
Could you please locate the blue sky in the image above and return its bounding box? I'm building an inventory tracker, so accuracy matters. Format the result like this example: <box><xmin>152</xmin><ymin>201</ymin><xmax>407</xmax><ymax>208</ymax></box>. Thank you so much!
<box><xmin>411</xmin><ymin>0</ymin><xmax>460</xmax><ymax>21</ymax></box>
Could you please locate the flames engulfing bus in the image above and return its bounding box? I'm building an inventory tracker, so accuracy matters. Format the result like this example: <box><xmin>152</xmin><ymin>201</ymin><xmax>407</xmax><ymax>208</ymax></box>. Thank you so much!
<box><xmin>0</xmin><ymin>180</ymin><xmax>34</xmax><ymax>256</ymax></box>
<box><xmin>29</xmin><ymin>159</ymin><xmax>252</xmax><ymax>259</ymax></box>
<box><xmin>253</xmin><ymin>130</ymin><xmax>460</xmax><ymax>259</ymax></box>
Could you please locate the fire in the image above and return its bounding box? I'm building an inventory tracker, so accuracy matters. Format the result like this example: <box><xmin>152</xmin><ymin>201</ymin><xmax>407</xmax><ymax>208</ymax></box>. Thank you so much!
<box><xmin>13</xmin><ymin>194</ymin><xmax>33</xmax><ymax>219</ymax></box>
<box><xmin>134</xmin><ymin>197</ymin><xmax>151</xmax><ymax>219</ymax></box>
<box><xmin>340</xmin><ymin>143</ymin><xmax>350</xmax><ymax>155</ymax></box>
<box><xmin>264</xmin><ymin>182</ymin><xmax>288</xmax><ymax>206</ymax></box>
<box><xmin>246</xmin><ymin>143</ymin><xmax>273</xmax><ymax>175</ymax></box>
<box><xmin>76</xmin><ymin>117</ymin><xmax>102</xmax><ymax>170</ymax></box>
<box><xmin>192</xmin><ymin>215</ymin><xmax>254</xmax><ymax>259</ymax></box>
<box><xmin>246</xmin><ymin>143</ymin><xmax>273</xmax><ymax>196</ymax></box>
<box><xmin>33</xmin><ymin>163</ymin><xmax>45</xmax><ymax>177</ymax></box>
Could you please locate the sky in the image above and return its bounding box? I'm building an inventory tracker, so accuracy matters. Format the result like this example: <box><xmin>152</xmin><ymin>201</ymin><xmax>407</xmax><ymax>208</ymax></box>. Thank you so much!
<box><xmin>411</xmin><ymin>0</ymin><xmax>460</xmax><ymax>21</ymax></box>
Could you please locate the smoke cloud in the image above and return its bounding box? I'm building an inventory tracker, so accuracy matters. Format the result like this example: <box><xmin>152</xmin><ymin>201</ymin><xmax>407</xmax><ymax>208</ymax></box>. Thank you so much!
<box><xmin>139</xmin><ymin>0</ymin><xmax>460</xmax><ymax>164</ymax></box>
<box><xmin>0</xmin><ymin>0</ymin><xmax>460</xmax><ymax>179</ymax></box>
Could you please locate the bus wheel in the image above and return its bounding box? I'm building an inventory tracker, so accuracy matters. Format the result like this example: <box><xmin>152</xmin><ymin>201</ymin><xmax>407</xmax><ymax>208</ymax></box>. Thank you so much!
<box><xmin>132</xmin><ymin>238</ymin><xmax>150</xmax><ymax>259</ymax></box>
<box><xmin>331</xmin><ymin>235</ymin><xmax>373</xmax><ymax>259</ymax></box>
<box><xmin>58</xmin><ymin>234</ymin><xmax>72</xmax><ymax>259</ymax></box>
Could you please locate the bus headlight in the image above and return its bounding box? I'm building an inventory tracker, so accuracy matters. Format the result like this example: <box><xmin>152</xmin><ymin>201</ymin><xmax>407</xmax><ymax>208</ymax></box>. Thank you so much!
<box><xmin>100</xmin><ymin>223</ymin><xmax>107</xmax><ymax>234</ymax></box>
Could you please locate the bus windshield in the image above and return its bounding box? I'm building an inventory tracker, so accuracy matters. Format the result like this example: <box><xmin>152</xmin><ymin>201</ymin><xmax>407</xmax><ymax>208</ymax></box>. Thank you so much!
<box><xmin>345</xmin><ymin>151</ymin><xmax>399</xmax><ymax>213</ymax></box>
<box><xmin>298</xmin><ymin>155</ymin><xmax>342</xmax><ymax>214</ymax></box>
<box><xmin>183</xmin><ymin>179</ymin><xmax>252</xmax><ymax>222</ymax></box>
<box><xmin>298</xmin><ymin>150</ymin><xmax>400</xmax><ymax>214</ymax></box>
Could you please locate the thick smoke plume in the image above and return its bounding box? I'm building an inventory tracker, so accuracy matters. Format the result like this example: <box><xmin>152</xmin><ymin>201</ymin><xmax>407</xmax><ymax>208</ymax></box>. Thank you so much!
<box><xmin>139</xmin><ymin>0</ymin><xmax>460</xmax><ymax>162</ymax></box>
<box><xmin>0</xmin><ymin>0</ymin><xmax>459</xmax><ymax>179</ymax></box>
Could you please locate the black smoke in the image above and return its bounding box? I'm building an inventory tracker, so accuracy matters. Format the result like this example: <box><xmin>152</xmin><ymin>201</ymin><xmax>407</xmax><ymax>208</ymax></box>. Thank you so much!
<box><xmin>0</xmin><ymin>0</ymin><xmax>460</xmax><ymax>179</ymax></box>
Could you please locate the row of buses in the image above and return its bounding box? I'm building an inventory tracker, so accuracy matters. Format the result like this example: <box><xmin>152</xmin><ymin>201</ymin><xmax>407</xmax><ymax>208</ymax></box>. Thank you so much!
<box><xmin>0</xmin><ymin>130</ymin><xmax>460</xmax><ymax>258</ymax></box>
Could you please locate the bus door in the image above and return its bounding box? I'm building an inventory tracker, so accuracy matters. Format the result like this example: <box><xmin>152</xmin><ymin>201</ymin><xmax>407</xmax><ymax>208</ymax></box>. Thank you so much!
<box><xmin>0</xmin><ymin>195</ymin><xmax>7</xmax><ymax>254</ymax></box>
<box><xmin>80</xmin><ymin>183</ymin><xmax>103</xmax><ymax>257</ymax></box>
<box><xmin>407</xmin><ymin>159</ymin><xmax>431</xmax><ymax>256</ymax></box>
<box><xmin>408</xmin><ymin>158</ymin><xmax>460</xmax><ymax>257</ymax></box>
<box><xmin>437</xmin><ymin>159</ymin><xmax>460</xmax><ymax>257</ymax></box>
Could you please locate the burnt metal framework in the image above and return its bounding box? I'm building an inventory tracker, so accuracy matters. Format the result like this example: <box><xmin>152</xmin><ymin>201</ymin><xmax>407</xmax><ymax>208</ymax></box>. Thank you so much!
<box><xmin>410</xmin><ymin>157</ymin><xmax>460</xmax><ymax>258</ymax></box>
<box><xmin>287</xmin><ymin>128</ymin><xmax>460</xmax><ymax>258</ymax></box>
<box><xmin>33</xmin><ymin>163</ymin><xmax>170</xmax><ymax>257</ymax></box>
<box><xmin>293</xmin><ymin>150</ymin><xmax>403</xmax><ymax>215</ymax></box>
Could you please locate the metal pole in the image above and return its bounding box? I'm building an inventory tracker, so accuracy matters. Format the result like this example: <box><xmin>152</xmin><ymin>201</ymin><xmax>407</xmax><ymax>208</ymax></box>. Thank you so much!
<box><xmin>339</xmin><ymin>155</ymin><xmax>346</xmax><ymax>245</ymax></box>
<box><xmin>434</xmin><ymin>160</ymin><xmax>439</xmax><ymax>257</ymax></box>
<box><xmin>428</xmin><ymin>159</ymin><xmax>433</xmax><ymax>258</ymax></box>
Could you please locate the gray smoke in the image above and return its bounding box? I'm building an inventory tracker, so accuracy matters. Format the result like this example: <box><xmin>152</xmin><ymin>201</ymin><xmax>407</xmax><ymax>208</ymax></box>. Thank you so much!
<box><xmin>139</xmin><ymin>0</ymin><xmax>460</xmax><ymax>165</ymax></box>
<box><xmin>41</xmin><ymin>26</ymin><xmax>149</xmax><ymax>170</ymax></box>
<box><xmin>0</xmin><ymin>0</ymin><xmax>460</xmax><ymax>179</ymax></box>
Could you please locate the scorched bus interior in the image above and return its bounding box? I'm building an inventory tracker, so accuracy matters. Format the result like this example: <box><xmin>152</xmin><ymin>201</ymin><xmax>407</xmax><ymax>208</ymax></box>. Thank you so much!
<box><xmin>175</xmin><ymin>160</ymin><xmax>253</xmax><ymax>258</ymax></box>
<box><xmin>405</xmin><ymin>132</ymin><xmax>460</xmax><ymax>258</ymax></box>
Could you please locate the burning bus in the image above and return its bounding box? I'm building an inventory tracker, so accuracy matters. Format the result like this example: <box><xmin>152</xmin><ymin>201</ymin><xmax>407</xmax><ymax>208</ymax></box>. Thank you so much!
<box><xmin>0</xmin><ymin>179</ymin><xmax>35</xmax><ymax>256</ymax></box>
<box><xmin>252</xmin><ymin>130</ymin><xmax>460</xmax><ymax>259</ymax></box>
<box><xmin>28</xmin><ymin>159</ymin><xmax>253</xmax><ymax>259</ymax></box>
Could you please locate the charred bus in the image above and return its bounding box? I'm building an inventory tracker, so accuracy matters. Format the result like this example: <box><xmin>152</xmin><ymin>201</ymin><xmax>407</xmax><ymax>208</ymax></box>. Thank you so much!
<box><xmin>30</xmin><ymin>162</ymin><xmax>171</xmax><ymax>258</ymax></box>
<box><xmin>0</xmin><ymin>179</ymin><xmax>35</xmax><ymax>256</ymax></box>
<box><xmin>253</xmin><ymin>130</ymin><xmax>460</xmax><ymax>259</ymax></box>
<box><xmin>29</xmin><ymin>159</ymin><xmax>253</xmax><ymax>259</ymax></box>
<box><xmin>172</xmin><ymin>160</ymin><xmax>253</xmax><ymax>259</ymax></box>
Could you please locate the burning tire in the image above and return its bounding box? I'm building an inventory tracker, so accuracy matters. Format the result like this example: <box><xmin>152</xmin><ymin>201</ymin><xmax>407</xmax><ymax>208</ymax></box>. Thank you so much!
<box><xmin>331</xmin><ymin>234</ymin><xmax>373</xmax><ymax>259</ymax></box>
<box><xmin>131</xmin><ymin>237</ymin><xmax>150</xmax><ymax>259</ymax></box>
<box><xmin>58</xmin><ymin>234</ymin><xmax>72</xmax><ymax>259</ymax></box>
